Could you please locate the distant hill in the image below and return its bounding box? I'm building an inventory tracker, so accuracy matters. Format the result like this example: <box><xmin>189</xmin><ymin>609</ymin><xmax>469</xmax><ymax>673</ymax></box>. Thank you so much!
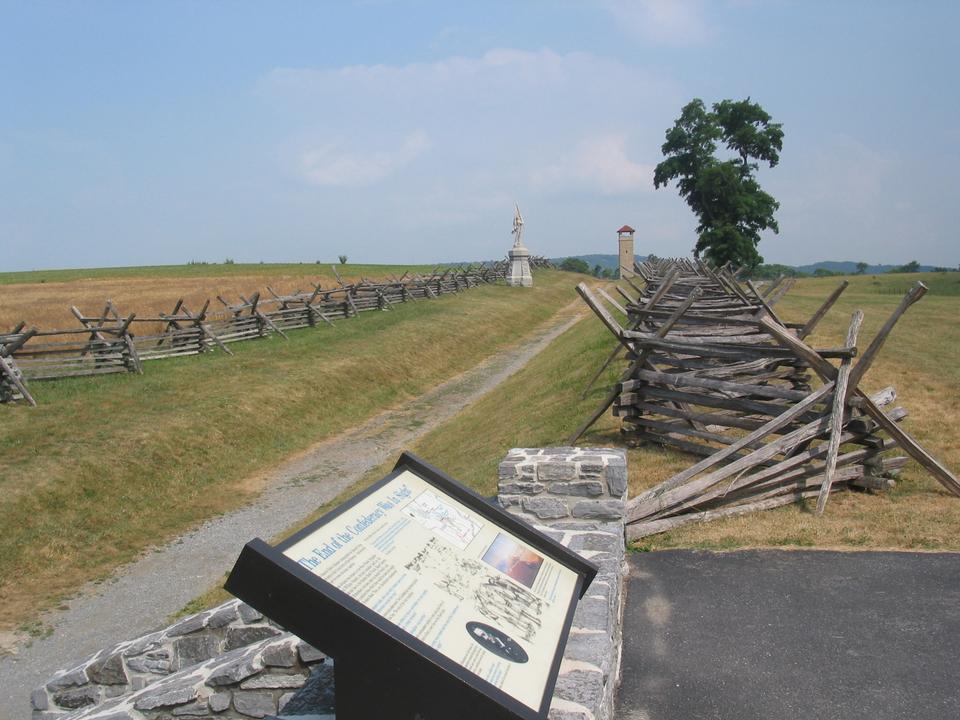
<box><xmin>549</xmin><ymin>254</ymin><xmax>647</xmax><ymax>270</ymax></box>
<box><xmin>551</xmin><ymin>254</ymin><xmax>945</xmax><ymax>276</ymax></box>
<box><xmin>793</xmin><ymin>261</ymin><xmax>938</xmax><ymax>275</ymax></box>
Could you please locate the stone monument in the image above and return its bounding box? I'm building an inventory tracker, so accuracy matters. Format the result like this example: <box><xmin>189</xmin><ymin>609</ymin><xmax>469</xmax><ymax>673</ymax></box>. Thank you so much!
<box><xmin>617</xmin><ymin>225</ymin><xmax>635</xmax><ymax>279</ymax></box>
<box><xmin>506</xmin><ymin>204</ymin><xmax>533</xmax><ymax>287</ymax></box>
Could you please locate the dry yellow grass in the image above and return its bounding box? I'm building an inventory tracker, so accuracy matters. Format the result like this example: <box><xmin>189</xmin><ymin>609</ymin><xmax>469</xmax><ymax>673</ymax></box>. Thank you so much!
<box><xmin>630</xmin><ymin>273</ymin><xmax>960</xmax><ymax>550</ymax></box>
<box><xmin>0</xmin><ymin>270</ymin><xmax>367</xmax><ymax>330</ymax></box>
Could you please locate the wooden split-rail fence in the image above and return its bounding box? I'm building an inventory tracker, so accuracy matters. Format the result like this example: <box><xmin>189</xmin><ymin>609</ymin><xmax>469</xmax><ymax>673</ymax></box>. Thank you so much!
<box><xmin>570</xmin><ymin>257</ymin><xmax>958</xmax><ymax>540</ymax></box>
<box><xmin>1</xmin><ymin>262</ymin><xmax>537</xmax><ymax>405</ymax></box>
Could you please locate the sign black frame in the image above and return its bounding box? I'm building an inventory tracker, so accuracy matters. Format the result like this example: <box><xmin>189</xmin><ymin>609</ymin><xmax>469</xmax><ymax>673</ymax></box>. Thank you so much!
<box><xmin>225</xmin><ymin>451</ymin><xmax>598</xmax><ymax>720</ymax></box>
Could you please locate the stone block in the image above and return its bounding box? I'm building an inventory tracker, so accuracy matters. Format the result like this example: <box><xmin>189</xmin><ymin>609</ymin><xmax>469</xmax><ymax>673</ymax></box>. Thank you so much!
<box><xmin>566</xmin><ymin>531</ymin><xmax>618</xmax><ymax>553</ymax></box>
<box><xmin>207</xmin><ymin>602</ymin><xmax>240</xmax><ymax>629</ymax></box>
<box><xmin>134</xmin><ymin>685</ymin><xmax>198</xmax><ymax>710</ymax></box>
<box><xmin>127</xmin><ymin>650</ymin><xmax>172</xmax><ymax>675</ymax></box>
<box><xmin>87</xmin><ymin>651</ymin><xmax>128</xmax><ymax>685</ymax></box>
<box><xmin>104</xmin><ymin>684</ymin><xmax>131</xmax><ymax>698</ymax></box>
<box><xmin>52</xmin><ymin>685</ymin><xmax>100</xmax><ymax>710</ymax></box>
<box><xmin>122</xmin><ymin>632</ymin><xmax>163</xmax><ymax>657</ymax></box>
<box><xmin>605</xmin><ymin>465</ymin><xmax>627</xmax><ymax>498</ymax></box>
<box><xmin>46</xmin><ymin>666</ymin><xmax>88</xmax><ymax>691</ymax></box>
<box><xmin>547</xmin><ymin>481</ymin><xmax>604</xmax><ymax>497</ymax></box>
<box><xmin>240</xmin><ymin>672</ymin><xmax>306</xmax><ymax>690</ymax></box>
<box><xmin>31</xmin><ymin>688</ymin><xmax>49</xmax><ymax>710</ymax></box>
<box><xmin>498</xmin><ymin>494</ymin><xmax>521</xmax><ymax>508</ymax></box>
<box><xmin>578</xmin><ymin>462</ymin><xmax>605</xmax><ymax>477</ymax></box>
<box><xmin>521</xmin><ymin>497</ymin><xmax>569</xmax><ymax>520</ymax></box>
<box><xmin>233</xmin><ymin>690</ymin><xmax>276</xmax><ymax>718</ymax></box>
<box><xmin>278</xmin><ymin>691</ymin><xmax>297</xmax><ymax>711</ymax></box>
<box><xmin>499</xmin><ymin>481</ymin><xmax>545</xmax><ymax>495</ymax></box>
<box><xmin>538</xmin><ymin>462</ymin><xmax>577</xmax><ymax>481</ymax></box>
<box><xmin>167</xmin><ymin>612</ymin><xmax>209</xmax><ymax>637</ymax></box>
<box><xmin>176</xmin><ymin>634</ymin><xmax>221</xmax><ymax>670</ymax></box>
<box><xmin>552</xmin><ymin>669</ymin><xmax>605</xmax><ymax>711</ymax></box>
<box><xmin>262</xmin><ymin>640</ymin><xmax>298</xmax><ymax>668</ymax></box>
<box><xmin>225</xmin><ymin>626</ymin><xmax>281</xmax><ymax>651</ymax></box>
<box><xmin>172</xmin><ymin>700</ymin><xmax>213</xmax><ymax>716</ymax></box>
<box><xmin>543</xmin><ymin>446</ymin><xmax>576</xmax><ymax>455</ymax></box>
<box><xmin>571</xmin><ymin>499</ymin><xmax>624</xmax><ymax>521</ymax></box>
<box><xmin>498</xmin><ymin>461</ymin><xmax>520</xmax><ymax>480</ymax></box>
<box><xmin>562</xmin><ymin>631</ymin><xmax>611</xmax><ymax>677</ymax></box>
<box><xmin>209</xmin><ymin>692</ymin><xmax>232</xmax><ymax>712</ymax></box>
<box><xmin>237</xmin><ymin>603</ymin><xmax>263</xmax><ymax>624</ymax></box>
<box><xmin>207</xmin><ymin>656</ymin><xmax>262</xmax><ymax>687</ymax></box>
<box><xmin>297</xmin><ymin>642</ymin><xmax>326</xmax><ymax>663</ymax></box>
<box><xmin>549</xmin><ymin>709</ymin><xmax>592</xmax><ymax>720</ymax></box>
<box><xmin>573</xmin><ymin>596</ymin><xmax>612</xmax><ymax>635</ymax></box>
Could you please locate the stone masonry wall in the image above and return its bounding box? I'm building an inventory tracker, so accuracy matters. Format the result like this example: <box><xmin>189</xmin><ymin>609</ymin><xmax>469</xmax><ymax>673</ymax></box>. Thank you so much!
<box><xmin>33</xmin><ymin>599</ymin><xmax>330</xmax><ymax>720</ymax></box>
<box><xmin>498</xmin><ymin>447</ymin><xmax>628</xmax><ymax>720</ymax></box>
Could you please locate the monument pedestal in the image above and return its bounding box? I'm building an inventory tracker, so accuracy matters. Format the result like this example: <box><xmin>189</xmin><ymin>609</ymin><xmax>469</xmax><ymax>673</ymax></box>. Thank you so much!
<box><xmin>506</xmin><ymin>245</ymin><xmax>533</xmax><ymax>287</ymax></box>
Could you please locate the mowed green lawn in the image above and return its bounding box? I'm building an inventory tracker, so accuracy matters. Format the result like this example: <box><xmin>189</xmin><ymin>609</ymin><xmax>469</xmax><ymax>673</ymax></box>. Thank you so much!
<box><xmin>0</xmin><ymin>269</ymin><xmax>578</xmax><ymax>632</ymax></box>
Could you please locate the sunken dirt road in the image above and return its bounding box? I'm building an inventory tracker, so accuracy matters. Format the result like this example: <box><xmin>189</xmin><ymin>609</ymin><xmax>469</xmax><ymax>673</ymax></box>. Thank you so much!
<box><xmin>0</xmin><ymin>305</ymin><xmax>583</xmax><ymax>717</ymax></box>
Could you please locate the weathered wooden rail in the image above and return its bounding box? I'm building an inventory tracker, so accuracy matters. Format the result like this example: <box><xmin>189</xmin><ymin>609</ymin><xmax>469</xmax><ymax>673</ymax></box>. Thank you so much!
<box><xmin>571</xmin><ymin>257</ymin><xmax>958</xmax><ymax>538</ymax></box>
<box><xmin>1</xmin><ymin>261</ymin><xmax>542</xmax><ymax>405</ymax></box>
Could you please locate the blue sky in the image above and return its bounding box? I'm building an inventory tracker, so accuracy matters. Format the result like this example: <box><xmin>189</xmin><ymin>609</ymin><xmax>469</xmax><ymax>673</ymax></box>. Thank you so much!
<box><xmin>2</xmin><ymin>0</ymin><xmax>957</xmax><ymax>271</ymax></box>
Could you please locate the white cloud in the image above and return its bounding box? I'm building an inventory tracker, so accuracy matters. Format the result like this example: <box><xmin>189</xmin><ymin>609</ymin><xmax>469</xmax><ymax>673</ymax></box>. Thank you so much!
<box><xmin>262</xmin><ymin>48</ymin><xmax>675</xmax><ymax>192</ymax></box>
<box><xmin>300</xmin><ymin>132</ymin><xmax>429</xmax><ymax>187</ymax></box>
<box><xmin>602</xmin><ymin>0</ymin><xmax>711</xmax><ymax>45</ymax></box>
<box><xmin>531</xmin><ymin>135</ymin><xmax>655</xmax><ymax>195</ymax></box>
<box><xmin>253</xmin><ymin>48</ymin><xmax>683</xmax><ymax>260</ymax></box>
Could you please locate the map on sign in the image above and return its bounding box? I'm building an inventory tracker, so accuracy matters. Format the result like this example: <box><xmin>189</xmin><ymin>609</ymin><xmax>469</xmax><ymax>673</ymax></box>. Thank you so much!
<box><xmin>282</xmin><ymin>470</ymin><xmax>579</xmax><ymax>711</ymax></box>
<box><xmin>405</xmin><ymin>489</ymin><xmax>483</xmax><ymax>550</ymax></box>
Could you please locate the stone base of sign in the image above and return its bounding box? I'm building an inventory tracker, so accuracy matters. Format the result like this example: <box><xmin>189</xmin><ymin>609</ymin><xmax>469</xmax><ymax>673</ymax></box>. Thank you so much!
<box><xmin>35</xmin><ymin>448</ymin><xmax>628</xmax><ymax>720</ymax></box>
<box><xmin>31</xmin><ymin>599</ymin><xmax>331</xmax><ymax>719</ymax></box>
<box><xmin>498</xmin><ymin>448</ymin><xmax>627</xmax><ymax>720</ymax></box>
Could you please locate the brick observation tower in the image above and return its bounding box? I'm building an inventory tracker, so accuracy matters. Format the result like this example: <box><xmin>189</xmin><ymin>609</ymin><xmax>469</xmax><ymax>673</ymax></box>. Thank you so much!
<box><xmin>617</xmin><ymin>225</ymin><xmax>635</xmax><ymax>279</ymax></box>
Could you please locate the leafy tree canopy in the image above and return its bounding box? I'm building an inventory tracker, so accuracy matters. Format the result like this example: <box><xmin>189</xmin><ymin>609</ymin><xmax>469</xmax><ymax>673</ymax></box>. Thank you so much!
<box><xmin>888</xmin><ymin>260</ymin><xmax>920</xmax><ymax>273</ymax></box>
<box><xmin>654</xmin><ymin>98</ymin><xmax>784</xmax><ymax>270</ymax></box>
<box><xmin>559</xmin><ymin>257</ymin><xmax>591</xmax><ymax>274</ymax></box>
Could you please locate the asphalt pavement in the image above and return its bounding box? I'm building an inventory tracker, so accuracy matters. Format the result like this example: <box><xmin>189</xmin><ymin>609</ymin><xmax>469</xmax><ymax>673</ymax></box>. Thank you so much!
<box><xmin>617</xmin><ymin>549</ymin><xmax>959</xmax><ymax>720</ymax></box>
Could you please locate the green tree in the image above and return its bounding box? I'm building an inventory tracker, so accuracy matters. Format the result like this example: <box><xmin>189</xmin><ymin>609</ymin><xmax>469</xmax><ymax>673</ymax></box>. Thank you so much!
<box><xmin>855</xmin><ymin>261</ymin><xmax>869</xmax><ymax>274</ymax></box>
<box><xmin>559</xmin><ymin>257</ymin><xmax>590</xmax><ymax>274</ymax></box>
<box><xmin>888</xmin><ymin>260</ymin><xmax>920</xmax><ymax>273</ymax></box>
<box><xmin>654</xmin><ymin>98</ymin><xmax>784</xmax><ymax>270</ymax></box>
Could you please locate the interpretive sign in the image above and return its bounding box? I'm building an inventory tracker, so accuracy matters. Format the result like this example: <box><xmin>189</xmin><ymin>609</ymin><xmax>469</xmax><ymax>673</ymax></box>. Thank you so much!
<box><xmin>225</xmin><ymin>451</ymin><xmax>598</xmax><ymax>720</ymax></box>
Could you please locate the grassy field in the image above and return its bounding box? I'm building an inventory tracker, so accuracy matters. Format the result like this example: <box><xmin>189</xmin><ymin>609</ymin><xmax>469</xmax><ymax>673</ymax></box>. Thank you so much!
<box><xmin>0</xmin><ymin>262</ymin><xmax>437</xmax><ymax>330</ymax></box>
<box><xmin>0</xmin><ymin>269</ymin><xmax>579</xmax><ymax>632</ymax></box>
<box><xmin>269</xmin><ymin>271</ymin><xmax>960</xmax><ymax>560</ymax></box>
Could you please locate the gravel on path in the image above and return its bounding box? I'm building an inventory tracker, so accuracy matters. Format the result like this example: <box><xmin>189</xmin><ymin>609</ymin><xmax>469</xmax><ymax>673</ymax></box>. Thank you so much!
<box><xmin>0</xmin><ymin>306</ymin><xmax>583</xmax><ymax>717</ymax></box>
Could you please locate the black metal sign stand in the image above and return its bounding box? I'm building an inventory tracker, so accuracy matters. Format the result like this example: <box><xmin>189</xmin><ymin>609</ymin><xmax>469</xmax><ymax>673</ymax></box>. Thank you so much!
<box><xmin>225</xmin><ymin>452</ymin><xmax>598</xmax><ymax>720</ymax></box>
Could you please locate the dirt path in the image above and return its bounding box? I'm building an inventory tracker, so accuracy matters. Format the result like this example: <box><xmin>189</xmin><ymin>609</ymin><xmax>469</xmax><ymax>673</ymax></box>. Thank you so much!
<box><xmin>0</xmin><ymin>304</ymin><xmax>583</xmax><ymax>715</ymax></box>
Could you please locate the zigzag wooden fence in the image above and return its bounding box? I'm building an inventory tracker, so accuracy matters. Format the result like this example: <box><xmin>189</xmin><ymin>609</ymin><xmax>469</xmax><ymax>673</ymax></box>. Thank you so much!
<box><xmin>2</xmin><ymin>260</ymin><xmax>552</xmax><ymax>405</ymax></box>
<box><xmin>571</xmin><ymin>257</ymin><xmax>958</xmax><ymax>539</ymax></box>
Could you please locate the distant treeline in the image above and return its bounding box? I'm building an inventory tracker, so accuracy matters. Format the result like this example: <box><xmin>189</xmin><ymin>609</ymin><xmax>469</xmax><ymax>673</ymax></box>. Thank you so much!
<box><xmin>551</xmin><ymin>254</ymin><xmax>957</xmax><ymax>280</ymax></box>
<box><xmin>748</xmin><ymin>260</ymin><xmax>958</xmax><ymax>279</ymax></box>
